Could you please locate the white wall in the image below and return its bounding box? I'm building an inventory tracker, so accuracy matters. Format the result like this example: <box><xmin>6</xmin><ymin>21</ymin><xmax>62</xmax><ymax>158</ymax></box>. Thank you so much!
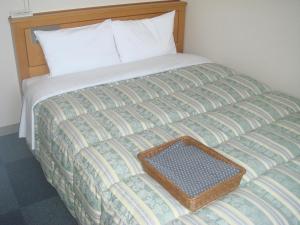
<box><xmin>0</xmin><ymin>0</ymin><xmax>162</xmax><ymax>128</ymax></box>
<box><xmin>0</xmin><ymin>0</ymin><xmax>23</xmax><ymax>128</ymax></box>
<box><xmin>30</xmin><ymin>0</ymin><xmax>162</xmax><ymax>12</ymax></box>
<box><xmin>185</xmin><ymin>0</ymin><xmax>300</xmax><ymax>98</ymax></box>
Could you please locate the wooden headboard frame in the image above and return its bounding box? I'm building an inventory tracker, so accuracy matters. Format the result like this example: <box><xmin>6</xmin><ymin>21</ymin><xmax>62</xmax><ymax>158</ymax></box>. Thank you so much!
<box><xmin>9</xmin><ymin>0</ymin><xmax>187</xmax><ymax>80</ymax></box>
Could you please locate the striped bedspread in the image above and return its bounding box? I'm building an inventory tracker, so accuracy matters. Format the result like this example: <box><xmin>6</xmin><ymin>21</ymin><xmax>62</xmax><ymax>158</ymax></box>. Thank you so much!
<box><xmin>33</xmin><ymin>63</ymin><xmax>300</xmax><ymax>225</ymax></box>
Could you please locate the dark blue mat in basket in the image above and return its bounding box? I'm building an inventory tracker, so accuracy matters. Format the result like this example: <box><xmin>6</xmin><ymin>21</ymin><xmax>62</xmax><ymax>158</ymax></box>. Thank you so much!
<box><xmin>146</xmin><ymin>141</ymin><xmax>240</xmax><ymax>198</ymax></box>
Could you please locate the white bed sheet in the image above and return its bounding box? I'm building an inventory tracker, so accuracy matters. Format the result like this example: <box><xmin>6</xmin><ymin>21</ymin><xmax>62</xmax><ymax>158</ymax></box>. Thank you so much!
<box><xmin>20</xmin><ymin>53</ymin><xmax>211</xmax><ymax>149</ymax></box>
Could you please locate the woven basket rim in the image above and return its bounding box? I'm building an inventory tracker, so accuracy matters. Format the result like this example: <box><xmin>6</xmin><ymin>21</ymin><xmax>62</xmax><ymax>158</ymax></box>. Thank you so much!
<box><xmin>138</xmin><ymin>136</ymin><xmax>246</xmax><ymax>211</ymax></box>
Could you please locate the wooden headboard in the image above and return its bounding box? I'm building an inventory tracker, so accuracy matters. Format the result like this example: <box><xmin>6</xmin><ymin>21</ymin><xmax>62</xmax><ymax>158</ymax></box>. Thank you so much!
<box><xmin>9</xmin><ymin>0</ymin><xmax>187</xmax><ymax>80</ymax></box>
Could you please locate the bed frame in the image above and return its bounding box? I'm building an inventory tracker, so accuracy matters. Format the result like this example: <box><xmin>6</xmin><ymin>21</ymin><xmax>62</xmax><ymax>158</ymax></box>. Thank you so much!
<box><xmin>9</xmin><ymin>0</ymin><xmax>187</xmax><ymax>81</ymax></box>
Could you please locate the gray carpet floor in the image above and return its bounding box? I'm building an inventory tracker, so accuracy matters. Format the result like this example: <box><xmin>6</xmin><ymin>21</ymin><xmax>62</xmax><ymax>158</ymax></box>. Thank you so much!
<box><xmin>0</xmin><ymin>133</ymin><xmax>77</xmax><ymax>225</ymax></box>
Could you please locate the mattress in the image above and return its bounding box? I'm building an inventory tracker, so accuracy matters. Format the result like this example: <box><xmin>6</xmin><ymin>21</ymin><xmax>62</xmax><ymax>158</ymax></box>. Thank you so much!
<box><xmin>22</xmin><ymin>55</ymin><xmax>300</xmax><ymax>225</ymax></box>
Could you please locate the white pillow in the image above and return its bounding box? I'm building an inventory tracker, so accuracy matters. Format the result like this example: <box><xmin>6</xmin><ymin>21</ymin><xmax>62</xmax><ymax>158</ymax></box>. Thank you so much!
<box><xmin>112</xmin><ymin>11</ymin><xmax>177</xmax><ymax>63</ymax></box>
<box><xmin>34</xmin><ymin>20</ymin><xmax>121</xmax><ymax>77</ymax></box>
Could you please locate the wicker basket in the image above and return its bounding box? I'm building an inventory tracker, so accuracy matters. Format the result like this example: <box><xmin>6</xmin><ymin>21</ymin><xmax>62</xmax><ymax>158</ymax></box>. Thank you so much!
<box><xmin>138</xmin><ymin>136</ymin><xmax>246</xmax><ymax>211</ymax></box>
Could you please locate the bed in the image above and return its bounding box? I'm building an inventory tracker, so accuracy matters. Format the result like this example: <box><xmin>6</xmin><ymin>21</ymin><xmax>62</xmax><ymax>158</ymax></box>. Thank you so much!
<box><xmin>10</xmin><ymin>1</ymin><xmax>300</xmax><ymax>225</ymax></box>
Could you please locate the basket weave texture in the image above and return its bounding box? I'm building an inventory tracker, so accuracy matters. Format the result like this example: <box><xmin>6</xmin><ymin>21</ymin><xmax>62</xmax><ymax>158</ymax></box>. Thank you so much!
<box><xmin>138</xmin><ymin>136</ymin><xmax>246</xmax><ymax>211</ymax></box>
